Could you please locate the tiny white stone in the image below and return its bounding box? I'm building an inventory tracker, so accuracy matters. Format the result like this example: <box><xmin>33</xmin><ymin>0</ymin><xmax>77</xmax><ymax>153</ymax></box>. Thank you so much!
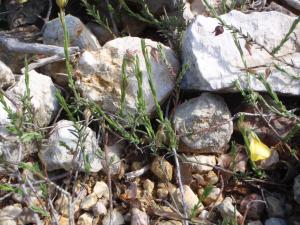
<box><xmin>93</xmin><ymin>181</ymin><xmax>109</xmax><ymax>199</ymax></box>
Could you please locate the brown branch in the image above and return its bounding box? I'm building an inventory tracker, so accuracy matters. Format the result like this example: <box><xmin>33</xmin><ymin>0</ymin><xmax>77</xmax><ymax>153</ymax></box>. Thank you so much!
<box><xmin>0</xmin><ymin>35</ymin><xmax>80</xmax><ymax>56</ymax></box>
<box><xmin>104</xmin><ymin>131</ymin><xmax>113</xmax><ymax>213</ymax></box>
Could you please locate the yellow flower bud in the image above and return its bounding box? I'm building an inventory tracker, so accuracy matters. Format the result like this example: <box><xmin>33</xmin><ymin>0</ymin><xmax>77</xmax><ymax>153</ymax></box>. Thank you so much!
<box><xmin>17</xmin><ymin>0</ymin><xmax>29</xmax><ymax>4</ymax></box>
<box><xmin>248</xmin><ymin>131</ymin><xmax>271</xmax><ymax>162</ymax></box>
<box><xmin>56</xmin><ymin>0</ymin><xmax>68</xmax><ymax>9</ymax></box>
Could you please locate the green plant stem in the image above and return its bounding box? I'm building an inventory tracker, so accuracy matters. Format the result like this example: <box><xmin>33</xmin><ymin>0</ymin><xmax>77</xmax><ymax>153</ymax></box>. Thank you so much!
<box><xmin>59</xmin><ymin>9</ymin><xmax>80</xmax><ymax>100</ymax></box>
<box><xmin>272</xmin><ymin>15</ymin><xmax>300</xmax><ymax>55</ymax></box>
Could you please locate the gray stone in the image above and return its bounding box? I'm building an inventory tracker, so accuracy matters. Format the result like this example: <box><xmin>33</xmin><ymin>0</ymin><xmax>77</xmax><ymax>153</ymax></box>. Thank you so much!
<box><xmin>294</xmin><ymin>175</ymin><xmax>300</xmax><ymax>204</ymax></box>
<box><xmin>76</xmin><ymin>37</ymin><xmax>178</xmax><ymax>115</ymax></box>
<box><xmin>182</xmin><ymin>10</ymin><xmax>300</xmax><ymax>95</ymax></box>
<box><xmin>39</xmin><ymin>120</ymin><xmax>103</xmax><ymax>172</ymax></box>
<box><xmin>173</xmin><ymin>93</ymin><xmax>233</xmax><ymax>153</ymax></box>
<box><xmin>0</xmin><ymin>61</ymin><xmax>14</xmax><ymax>89</ymax></box>
<box><xmin>260</xmin><ymin>150</ymin><xmax>279</xmax><ymax>170</ymax></box>
<box><xmin>157</xmin><ymin>221</ymin><xmax>182</xmax><ymax>225</ymax></box>
<box><xmin>265</xmin><ymin>218</ymin><xmax>287</xmax><ymax>225</ymax></box>
<box><xmin>6</xmin><ymin>70</ymin><xmax>59</xmax><ymax>127</ymax></box>
<box><xmin>43</xmin><ymin>15</ymin><xmax>100</xmax><ymax>51</ymax></box>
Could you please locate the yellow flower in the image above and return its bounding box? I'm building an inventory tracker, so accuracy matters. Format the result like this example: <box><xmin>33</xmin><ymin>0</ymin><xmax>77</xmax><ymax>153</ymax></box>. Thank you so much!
<box><xmin>56</xmin><ymin>0</ymin><xmax>68</xmax><ymax>9</ymax></box>
<box><xmin>248</xmin><ymin>131</ymin><xmax>271</xmax><ymax>162</ymax></box>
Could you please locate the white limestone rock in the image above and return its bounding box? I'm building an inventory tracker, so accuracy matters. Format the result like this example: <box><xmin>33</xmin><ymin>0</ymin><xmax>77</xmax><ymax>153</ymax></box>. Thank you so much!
<box><xmin>183</xmin><ymin>155</ymin><xmax>216</xmax><ymax>173</ymax></box>
<box><xmin>6</xmin><ymin>70</ymin><xmax>59</xmax><ymax>127</ymax></box>
<box><xmin>182</xmin><ymin>10</ymin><xmax>300</xmax><ymax>95</ymax></box>
<box><xmin>131</xmin><ymin>208</ymin><xmax>149</xmax><ymax>225</ymax></box>
<box><xmin>174</xmin><ymin>185</ymin><xmax>203</xmax><ymax>213</ymax></box>
<box><xmin>80</xmin><ymin>193</ymin><xmax>98</xmax><ymax>211</ymax></box>
<box><xmin>39</xmin><ymin>120</ymin><xmax>103</xmax><ymax>172</ymax></box>
<box><xmin>0</xmin><ymin>61</ymin><xmax>14</xmax><ymax>89</ymax></box>
<box><xmin>43</xmin><ymin>15</ymin><xmax>100</xmax><ymax>51</ymax></box>
<box><xmin>76</xmin><ymin>37</ymin><xmax>178</xmax><ymax>115</ymax></box>
<box><xmin>173</xmin><ymin>93</ymin><xmax>233</xmax><ymax>153</ymax></box>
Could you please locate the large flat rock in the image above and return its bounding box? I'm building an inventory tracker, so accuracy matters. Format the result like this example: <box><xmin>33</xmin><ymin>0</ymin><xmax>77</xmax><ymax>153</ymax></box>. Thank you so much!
<box><xmin>181</xmin><ymin>10</ymin><xmax>300</xmax><ymax>95</ymax></box>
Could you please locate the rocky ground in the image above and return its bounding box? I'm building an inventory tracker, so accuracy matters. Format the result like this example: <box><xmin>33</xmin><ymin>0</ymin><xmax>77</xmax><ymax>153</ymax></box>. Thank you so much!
<box><xmin>0</xmin><ymin>0</ymin><xmax>300</xmax><ymax>225</ymax></box>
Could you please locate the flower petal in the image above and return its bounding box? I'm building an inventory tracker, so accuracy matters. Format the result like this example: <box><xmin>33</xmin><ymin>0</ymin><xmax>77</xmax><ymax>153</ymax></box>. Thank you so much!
<box><xmin>248</xmin><ymin>132</ymin><xmax>271</xmax><ymax>162</ymax></box>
